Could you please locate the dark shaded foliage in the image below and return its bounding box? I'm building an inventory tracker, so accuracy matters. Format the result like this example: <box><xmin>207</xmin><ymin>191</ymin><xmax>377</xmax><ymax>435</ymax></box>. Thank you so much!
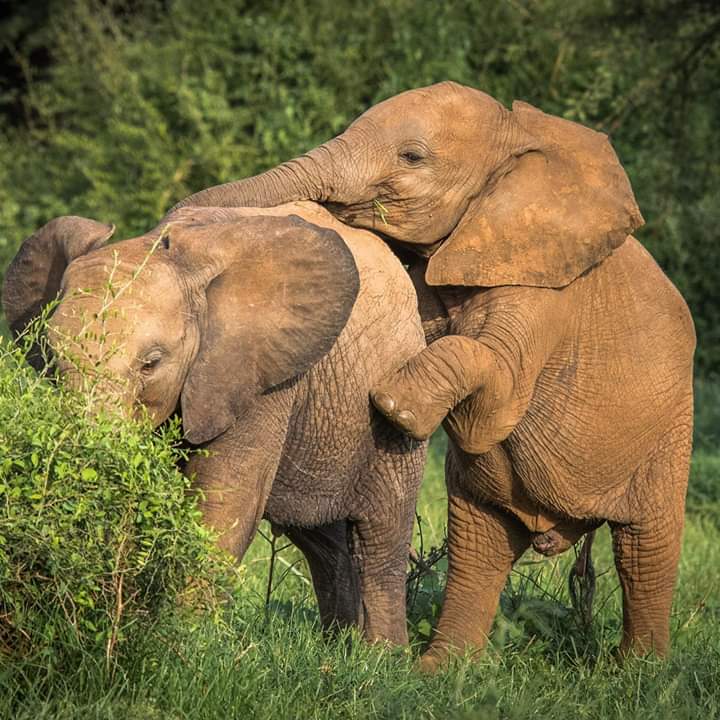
<box><xmin>0</xmin><ymin>0</ymin><xmax>718</xmax><ymax>374</ymax></box>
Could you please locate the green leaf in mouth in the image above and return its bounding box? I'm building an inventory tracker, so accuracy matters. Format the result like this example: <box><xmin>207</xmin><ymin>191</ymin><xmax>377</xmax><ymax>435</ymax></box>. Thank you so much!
<box><xmin>373</xmin><ymin>199</ymin><xmax>390</xmax><ymax>225</ymax></box>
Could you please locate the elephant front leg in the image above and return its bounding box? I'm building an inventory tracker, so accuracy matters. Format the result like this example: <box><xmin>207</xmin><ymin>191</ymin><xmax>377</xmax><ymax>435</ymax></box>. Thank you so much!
<box><xmin>184</xmin><ymin>400</ymin><xmax>290</xmax><ymax>561</ymax></box>
<box><xmin>284</xmin><ymin>521</ymin><xmax>363</xmax><ymax>632</ymax></box>
<box><xmin>187</xmin><ymin>445</ymin><xmax>281</xmax><ymax>561</ymax></box>
<box><xmin>371</xmin><ymin>334</ymin><xmax>509</xmax><ymax>440</ymax></box>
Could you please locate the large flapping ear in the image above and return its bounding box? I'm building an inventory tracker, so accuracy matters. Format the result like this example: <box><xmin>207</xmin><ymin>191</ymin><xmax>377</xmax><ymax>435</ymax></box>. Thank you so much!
<box><xmin>177</xmin><ymin>215</ymin><xmax>360</xmax><ymax>444</ymax></box>
<box><xmin>2</xmin><ymin>216</ymin><xmax>115</xmax><ymax>337</ymax></box>
<box><xmin>426</xmin><ymin>100</ymin><xmax>644</xmax><ymax>288</ymax></box>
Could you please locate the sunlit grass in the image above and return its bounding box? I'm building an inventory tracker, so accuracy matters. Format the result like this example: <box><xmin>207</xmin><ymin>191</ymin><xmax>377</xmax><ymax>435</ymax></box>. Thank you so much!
<box><xmin>2</xmin><ymin>424</ymin><xmax>719</xmax><ymax>719</ymax></box>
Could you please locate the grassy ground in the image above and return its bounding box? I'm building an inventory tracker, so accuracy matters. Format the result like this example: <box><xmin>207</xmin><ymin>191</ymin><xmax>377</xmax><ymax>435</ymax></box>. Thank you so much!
<box><xmin>2</xmin><ymin>424</ymin><xmax>719</xmax><ymax>719</ymax></box>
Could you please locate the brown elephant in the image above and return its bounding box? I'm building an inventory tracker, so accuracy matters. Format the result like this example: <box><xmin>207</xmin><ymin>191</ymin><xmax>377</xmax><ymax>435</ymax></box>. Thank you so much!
<box><xmin>1</xmin><ymin>202</ymin><xmax>427</xmax><ymax>644</ymax></box>
<box><xmin>172</xmin><ymin>82</ymin><xmax>696</xmax><ymax>666</ymax></box>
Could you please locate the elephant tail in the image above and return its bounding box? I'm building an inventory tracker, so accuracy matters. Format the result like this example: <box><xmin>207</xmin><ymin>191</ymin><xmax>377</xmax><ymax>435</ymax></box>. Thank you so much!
<box><xmin>568</xmin><ymin>530</ymin><xmax>596</xmax><ymax>627</ymax></box>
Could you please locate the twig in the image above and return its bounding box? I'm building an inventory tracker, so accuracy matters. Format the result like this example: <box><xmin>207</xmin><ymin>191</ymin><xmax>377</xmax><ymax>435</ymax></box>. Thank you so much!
<box><xmin>257</xmin><ymin>528</ymin><xmax>294</xmax><ymax>617</ymax></box>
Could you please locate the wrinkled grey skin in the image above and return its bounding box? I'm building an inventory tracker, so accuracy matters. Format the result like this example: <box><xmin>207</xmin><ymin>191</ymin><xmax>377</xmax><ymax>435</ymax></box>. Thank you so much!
<box><xmin>2</xmin><ymin>203</ymin><xmax>427</xmax><ymax>644</ymax></box>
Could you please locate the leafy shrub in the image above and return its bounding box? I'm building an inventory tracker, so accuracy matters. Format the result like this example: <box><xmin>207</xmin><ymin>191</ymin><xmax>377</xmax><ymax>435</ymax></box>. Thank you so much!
<box><xmin>0</xmin><ymin>335</ymin><xmax>234</xmax><ymax>667</ymax></box>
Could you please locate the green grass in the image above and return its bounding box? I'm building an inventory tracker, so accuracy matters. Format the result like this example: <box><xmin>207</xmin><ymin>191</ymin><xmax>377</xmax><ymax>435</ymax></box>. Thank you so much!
<box><xmin>2</xmin><ymin>428</ymin><xmax>719</xmax><ymax>720</ymax></box>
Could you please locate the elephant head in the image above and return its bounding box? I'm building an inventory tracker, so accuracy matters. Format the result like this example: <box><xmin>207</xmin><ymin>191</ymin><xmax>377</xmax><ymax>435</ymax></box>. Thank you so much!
<box><xmin>2</xmin><ymin>208</ymin><xmax>359</xmax><ymax>444</ymax></box>
<box><xmin>175</xmin><ymin>81</ymin><xmax>643</xmax><ymax>288</ymax></box>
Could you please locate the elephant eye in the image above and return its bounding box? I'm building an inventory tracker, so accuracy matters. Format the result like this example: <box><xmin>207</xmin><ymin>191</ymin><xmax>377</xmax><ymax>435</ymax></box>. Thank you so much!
<box><xmin>399</xmin><ymin>149</ymin><xmax>425</xmax><ymax>165</ymax></box>
<box><xmin>140</xmin><ymin>352</ymin><xmax>163</xmax><ymax>374</ymax></box>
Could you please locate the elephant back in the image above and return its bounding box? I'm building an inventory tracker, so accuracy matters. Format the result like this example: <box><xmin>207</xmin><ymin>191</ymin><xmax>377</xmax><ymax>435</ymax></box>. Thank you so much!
<box><xmin>279</xmin><ymin>202</ymin><xmax>426</xmax><ymax>385</ymax></box>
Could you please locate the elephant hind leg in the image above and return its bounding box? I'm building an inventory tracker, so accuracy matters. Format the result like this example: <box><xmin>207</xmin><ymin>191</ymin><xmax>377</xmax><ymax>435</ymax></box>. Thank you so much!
<box><xmin>422</xmin><ymin>446</ymin><xmax>531</xmax><ymax>671</ymax></box>
<box><xmin>349</xmin><ymin>430</ymin><xmax>426</xmax><ymax>646</ymax></box>
<box><xmin>285</xmin><ymin>521</ymin><xmax>362</xmax><ymax>633</ymax></box>
<box><xmin>610</xmin><ymin>412</ymin><xmax>692</xmax><ymax>657</ymax></box>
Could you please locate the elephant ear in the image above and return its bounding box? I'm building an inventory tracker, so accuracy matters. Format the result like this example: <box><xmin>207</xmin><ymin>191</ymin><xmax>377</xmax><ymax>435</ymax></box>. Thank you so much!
<box><xmin>178</xmin><ymin>215</ymin><xmax>360</xmax><ymax>444</ymax></box>
<box><xmin>2</xmin><ymin>217</ymin><xmax>115</xmax><ymax>367</ymax></box>
<box><xmin>425</xmin><ymin>100</ymin><xmax>644</xmax><ymax>288</ymax></box>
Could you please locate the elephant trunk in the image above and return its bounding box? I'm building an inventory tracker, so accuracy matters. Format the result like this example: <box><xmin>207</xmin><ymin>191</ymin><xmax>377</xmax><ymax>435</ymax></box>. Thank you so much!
<box><xmin>170</xmin><ymin>137</ymin><xmax>351</xmax><ymax>212</ymax></box>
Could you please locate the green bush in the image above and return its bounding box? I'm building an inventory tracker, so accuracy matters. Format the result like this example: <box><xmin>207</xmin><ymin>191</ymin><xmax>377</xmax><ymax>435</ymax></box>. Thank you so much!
<box><xmin>688</xmin><ymin>451</ymin><xmax>720</xmax><ymax>517</ymax></box>
<box><xmin>0</xmin><ymin>335</ymin><xmax>234</xmax><ymax>667</ymax></box>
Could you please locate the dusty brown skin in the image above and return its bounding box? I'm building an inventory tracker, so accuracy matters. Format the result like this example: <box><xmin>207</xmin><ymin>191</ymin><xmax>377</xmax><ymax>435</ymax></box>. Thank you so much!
<box><xmin>174</xmin><ymin>82</ymin><xmax>696</xmax><ymax>666</ymax></box>
<box><xmin>2</xmin><ymin>202</ymin><xmax>427</xmax><ymax>644</ymax></box>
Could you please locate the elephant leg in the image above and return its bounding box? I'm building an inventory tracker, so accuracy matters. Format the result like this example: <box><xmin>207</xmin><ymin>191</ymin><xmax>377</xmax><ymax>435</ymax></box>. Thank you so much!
<box><xmin>350</xmin><ymin>428</ymin><xmax>425</xmax><ymax>645</ymax></box>
<box><xmin>422</xmin><ymin>450</ymin><xmax>530</xmax><ymax>671</ymax></box>
<box><xmin>609</xmin><ymin>416</ymin><xmax>691</xmax><ymax>657</ymax></box>
<box><xmin>185</xmin><ymin>397</ymin><xmax>291</xmax><ymax>561</ymax></box>
<box><xmin>351</xmin><ymin>514</ymin><xmax>412</xmax><ymax>645</ymax></box>
<box><xmin>284</xmin><ymin>521</ymin><xmax>362</xmax><ymax>633</ymax></box>
<box><xmin>371</xmin><ymin>334</ymin><xmax>507</xmax><ymax>440</ymax></box>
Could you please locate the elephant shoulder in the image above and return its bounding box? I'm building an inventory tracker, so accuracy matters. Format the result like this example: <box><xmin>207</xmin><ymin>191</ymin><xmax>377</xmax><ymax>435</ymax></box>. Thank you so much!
<box><xmin>245</xmin><ymin>201</ymin><xmax>425</xmax><ymax>360</ymax></box>
<box><xmin>271</xmin><ymin>203</ymin><xmax>419</xmax><ymax>314</ymax></box>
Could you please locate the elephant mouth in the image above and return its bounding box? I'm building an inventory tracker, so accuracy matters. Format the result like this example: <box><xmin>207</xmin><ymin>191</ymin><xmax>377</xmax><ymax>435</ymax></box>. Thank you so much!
<box><xmin>393</xmin><ymin>236</ymin><xmax>445</xmax><ymax>259</ymax></box>
<box><xmin>323</xmin><ymin>199</ymin><xmax>448</xmax><ymax>261</ymax></box>
<box><xmin>322</xmin><ymin>199</ymin><xmax>376</xmax><ymax>227</ymax></box>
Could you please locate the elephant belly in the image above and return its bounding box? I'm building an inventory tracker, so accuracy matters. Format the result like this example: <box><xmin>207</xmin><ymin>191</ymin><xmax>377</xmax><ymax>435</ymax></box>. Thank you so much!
<box><xmin>459</xmin><ymin>368</ymin><xmax>689</xmax><ymax>528</ymax></box>
<box><xmin>265</xmin><ymin>388</ymin><xmax>377</xmax><ymax>528</ymax></box>
<box><xmin>458</xmin><ymin>240</ymin><xmax>695</xmax><ymax>525</ymax></box>
<box><xmin>266</xmin><ymin>402</ymin><xmax>416</xmax><ymax>528</ymax></box>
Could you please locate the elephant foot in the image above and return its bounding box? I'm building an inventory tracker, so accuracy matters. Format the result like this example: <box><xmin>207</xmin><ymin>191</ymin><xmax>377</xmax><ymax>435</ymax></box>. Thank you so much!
<box><xmin>372</xmin><ymin>336</ymin><xmax>486</xmax><ymax>440</ymax></box>
<box><xmin>370</xmin><ymin>390</ymin><xmax>429</xmax><ymax>439</ymax></box>
<box><xmin>371</xmin><ymin>357</ymin><xmax>457</xmax><ymax>441</ymax></box>
<box><xmin>417</xmin><ymin>648</ymin><xmax>447</xmax><ymax>674</ymax></box>
<box><xmin>371</xmin><ymin>389</ymin><xmax>449</xmax><ymax>440</ymax></box>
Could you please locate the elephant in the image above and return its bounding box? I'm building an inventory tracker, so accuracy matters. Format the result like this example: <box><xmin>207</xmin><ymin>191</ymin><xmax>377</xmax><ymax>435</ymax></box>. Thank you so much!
<box><xmin>171</xmin><ymin>81</ymin><xmax>696</xmax><ymax>666</ymax></box>
<box><xmin>1</xmin><ymin>201</ymin><xmax>427</xmax><ymax>645</ymax></box>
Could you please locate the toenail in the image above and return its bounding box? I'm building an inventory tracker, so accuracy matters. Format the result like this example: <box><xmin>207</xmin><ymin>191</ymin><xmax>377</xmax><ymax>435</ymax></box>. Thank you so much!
<box><xmin>396</xmin><ymin>409</ymin><xmax>417</xmax><ymax>429</ymax></box>
<box><xmin>372</xmin><ymin>392</ymin><xmax>396</xmax><ymax>416</ymax></box>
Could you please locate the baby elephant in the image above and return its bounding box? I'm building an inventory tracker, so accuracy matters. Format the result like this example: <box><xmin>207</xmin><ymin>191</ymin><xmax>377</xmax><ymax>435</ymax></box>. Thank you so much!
<box><xmin>2</xmin><ymin>202</ymin><xmax>426</xmax><ymax>644</ymax></box>
<box><xmin>174</xmin><ymin>82</ymin><xmax>696</xmax><ymax>665</ymax></box>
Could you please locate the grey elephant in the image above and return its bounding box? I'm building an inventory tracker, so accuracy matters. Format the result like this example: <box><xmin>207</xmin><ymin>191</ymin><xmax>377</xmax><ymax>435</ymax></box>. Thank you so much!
<box><xmin>2</xmin><ymin>202</ymin><xmax>427</xmax><ymax>644</ymax></box>
<box><xmin>172</xmin><ymin>81</ymin><xmax>695</xmax><ymax>667</ymax></box>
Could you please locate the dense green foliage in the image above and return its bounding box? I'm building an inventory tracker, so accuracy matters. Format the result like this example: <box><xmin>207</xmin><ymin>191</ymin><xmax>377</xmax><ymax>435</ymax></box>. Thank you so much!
<box><xmin>1</xmin><ymin>0</ymin><xmax>719</xmax><ymax>373</ymax></box>
<box><xmin>1</xmin><ymin>433</ymin><xmax>719</xmax><ymax>719</ymax></box>
<box><xmin>0</xmin><ymin>337</ymin><xmax>234</xmax><ymax>667</ymax></box>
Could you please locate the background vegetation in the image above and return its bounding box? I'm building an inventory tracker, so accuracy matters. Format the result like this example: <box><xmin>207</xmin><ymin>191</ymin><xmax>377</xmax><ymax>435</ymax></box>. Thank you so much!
<box><xmin>0</xmin><ymin>0</ymin><xmax>719</xmax><ymax>375</ymax></box>
<box><xmin>1</xmin><ymin>0</ymin><xmax>719</xmax><ymax>718</ymax></box>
